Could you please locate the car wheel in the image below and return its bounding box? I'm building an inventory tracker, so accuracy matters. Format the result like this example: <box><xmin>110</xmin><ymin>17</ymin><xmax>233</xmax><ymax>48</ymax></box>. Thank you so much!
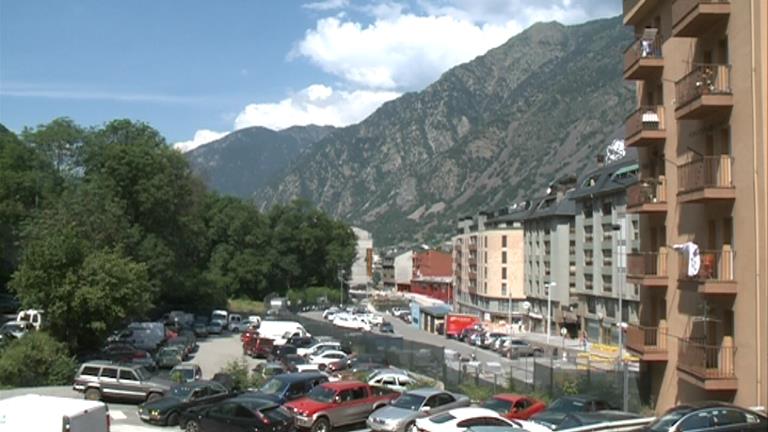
<box><xmin>84</xmin><ymin>388</ymin><xmax>101</xmax><ymax>401</ymax></box>
<box><xmin>146</xmin><ymin>392</ymin><xmax>162</xmax><ymax>403</ymax></box>
<box><xmin>311</xmin><ymin>417</ymin><xmax>331</xmax><ymax>432</ymax></box>
<box><xmin>166</xmin><ymin>412</ymin><xmax>180</xmax><ymax>426</ymax></box>
<box><xmin>185</xmin><ymin>420</ymin><xmax>200</xmax><ymax>432</ymax></box>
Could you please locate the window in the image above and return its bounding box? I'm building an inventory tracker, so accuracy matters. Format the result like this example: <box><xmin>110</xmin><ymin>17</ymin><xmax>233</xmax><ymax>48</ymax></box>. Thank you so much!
<box><xmin>605</xmin><ymin>300</ymin><xmax>616</xmax><ymax>318</ymax></box>
<box><xmin>80</xmin><ymin>366</ymin><xmax>100</xmax><ymax>377</ymax></box>
<box><xmin>119</xmin><ymin>370</ymin><xmax>138</xmax><ymax>381</ymax></box>
<box><xmin>502</xmin><ymin>267</ymin><xmax>507</xmax><ymax>280</ymax></box>
<box><xmin>501</xmin><ymin>251</ymin><xmax>507</xmax><ymax>264</ymax></box>
<box><xmin>434</xmin><ymin>393</ymin><xmax>455</xmax><ymax>406</ymax></box>
<box><xmin>350</xmin><ymin>386</ymin><xmax>367</xmax><ymax>400</ymax></box>
<box><xmin>502</xmin><ymin>235</ymin><xmax>507</xmax><ymax>248</ymax></box>
<box><xmin>514</xmin><ymin>399</ymin><xmax>531</xmax><ymax>410</ymax></box>
<box><xmin>602</xmin><ymin>201</ymin><xmax>613</xmax><ymax>216</ymax></box>
<box><xmin>234</xmin><ymin>405</ymin><xmax>255</xmax><ymax>419</ymax></box>
<box><xmin>679</xmin><ymin>411</ymin><xmax>714</xmax><ymax>430</ymax></box>
<box><xmin>100</xmin><ymin>368</ymin><xmax>118</xmax><ymax>379</ymax></box>
<box><xmin>337</xmin><ymin>389</ymin><xmax>354</xmax><ymax>402</ymax></box>
<box><xmin>484</xmin><ymin>237</ymin><xmax>487</xmax><ymax>248</ymax></box>
<box><xmin>501</xmin><ymin>283</ymin><xmax>507</xmax><ymax>296</ymax></box>
<box><xmin>211</xmin><ymin>403</ymin><xmax>238</xmax><ymax>417</ymax></box>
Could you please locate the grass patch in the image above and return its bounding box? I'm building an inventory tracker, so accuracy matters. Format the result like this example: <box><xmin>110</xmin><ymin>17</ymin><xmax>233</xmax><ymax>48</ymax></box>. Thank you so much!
<box><xmin>228</xmin><ymin>298</ymin><xmax>266</xmax><ymax>314</ymax></box>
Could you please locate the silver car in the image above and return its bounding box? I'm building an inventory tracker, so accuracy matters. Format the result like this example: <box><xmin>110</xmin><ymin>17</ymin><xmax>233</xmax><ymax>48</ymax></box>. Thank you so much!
<box><xmin>367</xmin><ymin>388</ymin><xmax>470</xmax><ymax>432</ymax></box>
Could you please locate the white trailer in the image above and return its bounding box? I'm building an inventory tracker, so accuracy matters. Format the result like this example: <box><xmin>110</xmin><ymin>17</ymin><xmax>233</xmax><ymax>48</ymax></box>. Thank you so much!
<box><xmin>257</xmin><ymin>320</ymin><xmax>310</xmax><ymax>345</ymax></box>
<box><xmin>0</xmin><ymin>394</ymin><xmax>110</xmax><ymax>432</ymax></box>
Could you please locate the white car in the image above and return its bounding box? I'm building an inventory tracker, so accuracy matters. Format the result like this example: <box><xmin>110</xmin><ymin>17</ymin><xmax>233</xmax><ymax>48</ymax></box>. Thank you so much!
<box><xmin>308</xmin><ymin>350</ymin><xmax>348</xmax><ymax>366</ymax></box>
<box><xmin>323</xmin><ymin>307</ymin><xmax>340</xmax><ymax>320</ymax></box>
<box><xmin>367</xmin><ymin>314</ymin><xmax>384</xmax><ymax>325</ymax></box>
<box><xmin>333</xmin><ymin>315</ymin><xmax>371</xmax><ymax>331</ymax></box>
<box><xmin>415</xmin><ymin>407</ymin><xmax>550</xmax><ymax>432</ymax></box>
<box><xmin>367</xmin><ymin>369</ymin><xmax>414</xmax><ymax>392</ymax></box>
<box><xmin>297</xmin><ymin>341</ymin><xmax>342</xmax><ymax>357</ymax></box>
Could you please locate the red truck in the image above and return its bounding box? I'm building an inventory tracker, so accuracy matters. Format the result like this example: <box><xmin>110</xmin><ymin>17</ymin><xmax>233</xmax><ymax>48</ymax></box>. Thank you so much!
<box><xmin>284</xmin><ymin>381</ymin><xmax>399</xmax><ymax>432</ymax></box>
<box><xmin>444</xmin><ymin>313</ymin><xmax>480</xmax><ymax>339</ymax></box>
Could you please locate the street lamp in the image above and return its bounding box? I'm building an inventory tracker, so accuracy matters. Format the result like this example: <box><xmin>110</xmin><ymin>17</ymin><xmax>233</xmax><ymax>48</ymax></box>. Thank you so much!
<box><xmin>546</xmin><ymin>282</ymin><xmax>555</xmax><ymax>343</ymax></box>
<box><xmin>338</xmin><ymin>268</ymin><xmax>346</xmax><ymax>307</ymax></box>
<box><xmin>612</xmin><ymin>221</ymin><xmax>628</xmax><ymax>412</ymax></box>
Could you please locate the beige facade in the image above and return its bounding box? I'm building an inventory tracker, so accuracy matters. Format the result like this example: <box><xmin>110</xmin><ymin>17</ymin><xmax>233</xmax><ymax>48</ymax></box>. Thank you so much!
<box><xmin>453</xmin><ymin>213</ymin><xmax>526</xmax><ymax>322</ymax></box>
<box><xmin>623</xmin><ymin>0</ymin><xmax>768</xmax><ymax>412</ymax></box>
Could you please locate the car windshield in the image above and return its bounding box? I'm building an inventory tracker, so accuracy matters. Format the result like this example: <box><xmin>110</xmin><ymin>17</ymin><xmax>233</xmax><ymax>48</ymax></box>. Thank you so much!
<box><xmin>135</xmin><ymin>367</ymin><xmax>151</xmax><ymax>381</ymax></box>
<box><xmin>482</xmin><ymin>398</ymin><xmax>513</xmax><ymax>414</ymax></box>
<box><xmin>549</xmin><ymin>398</ymin><xmax>587</xmax><ymax>412</ymax></box>
<box><xmin>175</xmin><ymin>368</ymin><xmax>195</xmax><ymax>380</ymax></box>
<box><xmin>171</xmin><ymin>385</ymin><xmax>195</xmax><ymax>399</ymax></box>
<box><xmin>260</xmin><ymin>378</ymin><xmax>286</xmax><ymax>394</ymax></box>
<box><xmin>307</xmin><ymin>386</ymin><xmax>336</xmax><ymax>403</ymax></box>
<box><xmin>391</xmin><ymin>394</ymin><xmax>426</xmax><ymax>411</ymax></box>
<box><xmin>429</xmin><ymin>413</ymin><xmax>455</xmax><ymax>424</ymax></box>
<box><xmin>646</xmin><ymin>408</ymin><xmax>694</xmax><ymax>432</ymax></box>
<box><xmin>0</xmin><ymin>323</ymin><xmax>23</xmax><ymax>332</ymax></box>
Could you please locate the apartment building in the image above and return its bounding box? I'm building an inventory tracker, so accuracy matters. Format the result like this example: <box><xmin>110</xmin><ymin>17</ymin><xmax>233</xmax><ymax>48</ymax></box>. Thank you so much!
<box><xmin>410</xmin><ymin>250</ymin><xmax>453</xmax><ymax>303</ymax></box>
<box><xmin>623</xmin><ymin>0</ymin><xmax>768</xmax><ymax>411</ymax></box>
<box><xmin>453</xmin><ymin>212</ymin><xmax>526</xmax><ymax>322</ymax></box>
<box><xmin>350</xmin><ymin>227</ymin><xmax>373</xmax><ymax>288</ymax></box>
<box><xmin>522</xmin><ymin>181</ymin><xmax>578</xmax><ymax>335</ymax></box>
<box><xmin>381</xmin><ymin>254</ymin><xmax>396</xmax><ymax>291</ymax></box>
<box><xmin>571</xmin><ymin>158</ymin><xmax>641</xmax><ymax>344</ymax></box>
<box><xmin>394</xmin><ymin>250</ymin><xmax>414</xmax><ymax>292</ymax></box>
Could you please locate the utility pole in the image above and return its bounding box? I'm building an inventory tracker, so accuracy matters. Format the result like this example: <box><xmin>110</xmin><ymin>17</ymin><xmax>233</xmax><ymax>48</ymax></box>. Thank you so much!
<box><xmin>338</xmin><ymin>268</ymin><xmax>345</xmax><ymax>307</ymax></box>
<box><xmin>546</xmin><ymin>282</ymin><xmax>555</xmax><ymax>343</ymax></box>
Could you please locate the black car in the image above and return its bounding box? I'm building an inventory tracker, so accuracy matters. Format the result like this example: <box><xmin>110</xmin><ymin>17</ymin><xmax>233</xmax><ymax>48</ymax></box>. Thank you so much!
<box><xmin>272</xmin><ymin>344</ymin><xmax>298</xmax><ymax>361</ymax></box>
<box><xmin>530</xmin><ymin>395</ymin><xmax>615</xmax><ymax>429</ymax></box>
<box><xmin>181</xmin><ymin>396</ymin><xmax>294</xmax><ymax>432</ymax></box>
<box><xmin>287</xmin><ymin>335</ymin><xmax>314</xmax><ymax>348</ymax></box>
<box><xmin>138</xmin><ymin>380</ymin><xmax>233</xmax><ymax>426</ymax></box>
<box><xmin>554</xmin><ymin>411</ymin><xmax>640</xmax><ymax>430</ymax></box>
<box><xmin>643</xmin><ymin>402</ymin><xmax>768</xmax><ymax>432</ymax></box>
<box><xmin>242</xmin><ymin>371</ymin><xmax>328</xmax><ymax>404</ymax></box>
<box><xmin>281</xmin><ymin>354</ymin><xmax>309</xmax><ymax>372</ymax></box>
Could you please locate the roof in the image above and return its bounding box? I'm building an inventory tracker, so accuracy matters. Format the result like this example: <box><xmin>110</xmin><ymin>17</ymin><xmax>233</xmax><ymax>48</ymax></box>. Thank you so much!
<box><xmin>0</xmin><ymin>394</ymin><xmax>104</xmax><ymax>414</ymax></box>
<box><xmin>420</xmin><ymin>305</ymin><xmax>451</xmax><ymax>318</ymax></box>
<box><xmin>275</xmin><ymin>371</ymin><xmax>328</xmax><ymax>382</ymax></box>
<box><xmin>570</xmin><ymin>157</ymin><xmax>639</xmax><ymax>200</ymax></box>
<box><xmin>230</xmin><ymin>396</ymin><xmax>278</xmax><ymax>410</ymax></box>
<box><xmin>492</xmin><ymin>394</ymin><xmax>530</xmax><ymax>402</ymax></box>
<box><xmin>447</xmin><ymin>407</ymin><xmax>500</xmax><ymax>420</ymax></box>
<box><xmin>564</xmin><ymin>411</ymin><xmax>640</xmax><ymax>422</ymax></box>
<box><xmin>323</xmin><ymin>380</ymin><xmax>366</xmax><ymax>390</ymax></box>
<box><xmin>171</xmin><ymin>380</ymin><xmax>220</xmax><ymax>389</ymax></box>
<box><xmin>408</xmin><ymin>388</ymin><xmax>448</xmax><ymax>397</ymax></box>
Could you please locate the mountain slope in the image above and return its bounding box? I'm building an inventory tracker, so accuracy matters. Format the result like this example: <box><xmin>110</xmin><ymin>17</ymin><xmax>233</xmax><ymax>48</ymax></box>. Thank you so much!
<box><xmin>254</xmin><ymin>16</ymin><xmax>633</xmax><ymax>245</ymax></box>
<box><xmin>187</xmin><ymin>125</ymin><xmax>335</xmax><ymax>198</ymax></box>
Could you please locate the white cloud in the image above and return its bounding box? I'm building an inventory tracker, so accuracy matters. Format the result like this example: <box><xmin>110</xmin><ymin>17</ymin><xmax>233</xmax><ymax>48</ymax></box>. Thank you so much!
<box><xmin>173</xmin><ymin>129</ymin><xmax>228</xmax><ymax>152</ymax></box>
<box><xmin>302</xmin><ymin>0</ymin><xmax>348</xmax><ymax>11</ymax></box>
<box><xmin>234</xmin><ymin>84</ymin><xmax>400</xmax><ymax>131</ymax></box>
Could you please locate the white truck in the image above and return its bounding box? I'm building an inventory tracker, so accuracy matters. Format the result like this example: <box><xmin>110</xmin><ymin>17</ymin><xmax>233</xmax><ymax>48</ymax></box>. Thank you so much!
<box><xmin>257</xmin><ymin>320</ymin><xmax>310</xmax><ymax>345</ymax></box>
<box><xmin>0</xmin><ymin>394</ymin><xmax>110</xmax><ymax>432</ymax></box>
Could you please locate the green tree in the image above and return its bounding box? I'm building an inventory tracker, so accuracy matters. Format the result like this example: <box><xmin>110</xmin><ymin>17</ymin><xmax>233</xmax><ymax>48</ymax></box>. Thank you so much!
<box><xmin>0</xmin><ymin>332</ymin><xmax>76</xmax><ymax>387</ymax></box>
<box><xmin>21</xmin><ymin>117</ymin><xmax>85</xmax><ymax>175</ymax></box>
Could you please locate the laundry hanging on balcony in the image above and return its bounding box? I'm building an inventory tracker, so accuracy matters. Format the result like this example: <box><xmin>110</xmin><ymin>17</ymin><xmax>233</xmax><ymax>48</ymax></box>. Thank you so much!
<box><xmin>673</xmin><ymin>242</ymin><xmax>700</xmax><ymax>277</ymax></box>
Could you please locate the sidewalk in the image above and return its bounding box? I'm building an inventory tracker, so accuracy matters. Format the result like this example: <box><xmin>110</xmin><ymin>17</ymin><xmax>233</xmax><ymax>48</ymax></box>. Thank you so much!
<box><xmin>519</xmin><ymin>331</ymin><xmax>639</xmax><ymax>367</ymax></box>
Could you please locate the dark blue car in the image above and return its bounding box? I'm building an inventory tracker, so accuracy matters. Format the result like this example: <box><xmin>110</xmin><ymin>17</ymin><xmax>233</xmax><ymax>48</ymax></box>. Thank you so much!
<box><xmin>243</xmin><ymin>371</ymin><xmax>328</xmax><ymax>404</ymax></box>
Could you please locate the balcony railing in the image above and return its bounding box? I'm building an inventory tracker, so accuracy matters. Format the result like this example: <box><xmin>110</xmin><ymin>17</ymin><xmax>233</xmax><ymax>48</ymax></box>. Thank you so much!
<box><xmin>624</xmin><ymin>32</ymin><xmax>663</xmax><ymax>80</ymax></box>
<box><xmin>625</xmin><ymin>106</ymin><xmax>666</xmax><ymax>145</ymax></box>
<box><xmin>679</xmin><ymin>247</ymin><xmax>734</xmax><ymax>282</ymax></box>
<box><xmin>677</xmin><ymin>155</ymin><xmax>733</xmax><ymax>194</ymax></box>
<box><xmin>675</xmin><ymin>63</ymin><xmax>732</xmax><ymax>109</ymax></box>
<box><xmin>673</xmin><ymin>0</ymin><xmax>730</xmax><ymax>37</ymax></box>
<box><xmin>628</xmin><ymin>247</ymin><xmax>669</xmax><ymax>278</ymax></box>
<box><xmin>678</xmin><ymin>337</ymin><xmax>736</xmax><ymax>382</ymax></box>
<box><xmin>627</xmin><ymin>176</ymin><xmax>667</xmax><ymax>210</ymax></box>
<box><xmin>626</xmin><ymin>323</ymin><xmax>668</xmax><ymax>359</ymax></box>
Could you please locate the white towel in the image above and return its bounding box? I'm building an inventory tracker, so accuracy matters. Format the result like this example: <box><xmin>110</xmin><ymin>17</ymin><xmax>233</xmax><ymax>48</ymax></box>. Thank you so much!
<box><xmin>673</xmin><ymin>242</ymin><xmax>700</xmax><ymax>277</ymax></box>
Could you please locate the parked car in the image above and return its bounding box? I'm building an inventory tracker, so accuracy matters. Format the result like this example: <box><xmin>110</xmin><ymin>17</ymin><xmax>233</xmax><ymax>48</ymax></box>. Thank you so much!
<box><xmin>380</xmin><ymin>321</ymin><xmax>395</xmax><ymax>334</ymax></box>
<box><xmin>244</xmin><ymin>336</ymin><xmax>274</xmax><ymax>359</ymax></box>
<box><xmin>298</xmin><ymin>341</ymin><xmax>342</xmax><ymax>357</ymax></box>
<box><xmin>245</xmin><ymin>371</ymin><xmax>329</xmax><ymax>404</ymax></box>
<box><xmin>282</xmin><ymin>354</ymin><xmax>312</xmax><ymax>372</ymax></box>
<box><xmin>501</xmin><ymin>340</ymin><xmax>543</xmax><ymax>359</ymax></box>
<box><xmin>73</xmin><ymin>361</ymin><xmax>172</xmax><ymax>403</ymax></box>
<box><xmin>414</xmin><ymin>407</ymin><xmax>550</xmax><ymax>432</ymax></box>
<box><xmin>137</xmin><ymin>380</ymin><xmax>232</xmax><ymax>426</ymax></box>
<box><xmin>643</xmin><ymin>402</ymin><xmax>768</xmax><ymax>432</ymax></box>
<box><xmin>285</xmin><ymin>381</ymin><xmax>400</xmax><ymax>432</ymax></box>
<box><xmin>466</xmin><ymin>426</ymin><xmax>528</xmax><ymax>432</ymax></box>
<box><xmin>347</xmin><ymin>358</ymin><xmax>388</xmax><ymax>373</ymax></box>
<box><xmin>481</xmin><ymin>394</ymin><xmax>547</xmax><ymax>420</ymax></box>
<box><xmin>0</xmin><ymin>394</ymin><xmax>110</xmax><ymax>432</ymax></box>
<box><xmin>98</xmin><ymin>343</ymin><xmax>157</xmax><ymax>371</ymax></box>
<box><xmin>254</xmin><ymin>362</ymin><xmax>289</xmax><ymax>379</ymax></box>
<box><xmin>288</xmin><ymin>335</ymin><xmax>315</xmax><ymax>348</ymax></box>
<box><xmin>193</xmin><ymin>322</ymin><xmax>209</xmax><ymax>338</ymax></box>
<box><xmin>367</xmin><ymin>369</ymin><xmax>414</xmax><ymax>392</ymax></box>
<box><xmin>553</xmin><ymin>411</ymin><xmax>641</xmax><ymax>430</ymax></box>
<box><xmin>156</xmin><ymin>346</ymin><xmax>184</xmax><ymax>369</ymax></box>
<box><xmin>272</xmin><ymin>343</ymin><xmax>298</xmax><ymax>360</ymax></box>
<box><xmin>207</xmin><ymin>319</ymin><xmax>225</xmax><ymax>335</ymax></box>
<box><xmin>529</xmin><ymin>395</ymin><xmax>615</xmax><ymax>429</ymax></box>
<box><xmin>367</xmin><ymin>388</ymin><xmax>471</xmax><ymax>432</ymax></box>
<box><xmin>180</xmin><ymin>396</ymin><xmax>295</xmax><ymax>432</ymax></box>
<box><xmin>170</xmin><ymin>363</ymin><xmax>203</xmax><ymax>383</ymax></box>
<box><xmin>308</xmin><ymin>350</ymin><xmax>348</xmax><ymax>367</ymax></box>
<box><xmin>481</xmin><ymin>333</ymin><xmax>506</xmax><ymax>349</ymax></box>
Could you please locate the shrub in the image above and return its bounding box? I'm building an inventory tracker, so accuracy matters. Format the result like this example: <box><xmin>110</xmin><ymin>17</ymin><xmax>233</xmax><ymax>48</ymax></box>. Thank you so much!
<box><xmin>219</xmin><ymin>359</ymin><xmax>268</xmax><ymax>391</ymax></box>
<box><xmin>458</xmin><ymin>382</ymin><xmax>494</xmax><ymax>403</ymax></box>
<box><xmin>0</xmin><ymin>332</ymin><xmax>76</xmax><ymax>387</ymax></box>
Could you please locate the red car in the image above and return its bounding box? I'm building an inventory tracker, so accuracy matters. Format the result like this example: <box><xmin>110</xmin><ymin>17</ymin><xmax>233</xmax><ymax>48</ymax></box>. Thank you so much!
<box><xmin>241</xmin><ymin>329</ymin><xmax>258</xmax><ymax>344</ymax></box>
<box><xmin>481</xmin><ymin>394</ymin><xmax>546</xmax><ymax>420</ymax></box>
<box><xmin>244</xmin><ymin>337</ymin><xmax>274</xmax><ymax>358</ymax></box>
<box><xmin>284</xmin><ymin>381</ymin><xmax>399</xmax><ymax>432</ymax></box>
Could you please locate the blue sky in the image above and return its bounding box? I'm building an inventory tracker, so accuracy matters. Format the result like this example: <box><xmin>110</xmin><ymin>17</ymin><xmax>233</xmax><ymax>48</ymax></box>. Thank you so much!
<box><xmin>0</xmin><ymin>0</ymin><xmax>619</xmax><ymax>151</ymax></box>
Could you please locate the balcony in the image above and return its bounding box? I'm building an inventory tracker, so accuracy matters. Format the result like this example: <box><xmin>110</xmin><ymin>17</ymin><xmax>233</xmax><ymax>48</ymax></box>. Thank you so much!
<box><xmin>468</xmin><ymin>257</ymin><xmax>477</xmax><ymax>266</ymax></box>
<box><xmin>677</xmin><ymin>155</ymin><xmax>735</xmax><ymax>203</ymax></box>
<box><xmin>672</xmin><ymin>0</ymin><xmax>730</xmax><ymax>38</ymax></box>
<box><xmin>468</xmin><ymin>243</ymin><xmax>477</xmax><ymax>251</ymax></box>
<box><xmin>678</xmin><ymin>246</ymin><xmax>736</xmax><ymax>294</ymax></box>
<box><xmin>626</xmin><ymin>322</ymin><xmax>668</xmax><ymax>361</ymax></box>
<box><xmin>624</xmin><ymin>32</ymin><xmax>663</xmax><ymax>80</ymax></box>
<box><xmin>625</xmin><ymin>106</ymin><xmax>666</xmax><ymax>148</ymax></box>
<box><xmin>623</xmin><ymin>0</ymin><xmax>662</xmax><ymax>26</ymax></box>
<box><xmin>468</xmin><ymin>271</ymin><xmax>477</xmax><ymax>280</ymax></box>
<box><xmin>627</xmin><ymin>247</ymin><xmax>668</xmax><ymax>287</ymax></box>
<box><xmin>627</xmin><ymin>177</ymin><xmax>667</xmax><ymax>213</ymax></box>
<box><xmin>675</xmin><ymin>64</ymin><xmax>732</xmax><ymax>119</ymax></box>
<box><xmin>677</xmin><ymin>337</ymin><xmax>737</xmax><ymax>390</ymax></box>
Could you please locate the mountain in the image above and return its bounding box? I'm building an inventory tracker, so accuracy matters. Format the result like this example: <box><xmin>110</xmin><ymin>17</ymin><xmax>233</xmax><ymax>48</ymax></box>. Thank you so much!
<box><xmin>253</xmin><ymin>16</ymin><xmax>633</xmax><ymax>246</ymax></box>
<box><xmin>186</xmin><ymin>125</ymin><xmax>335</xmax><ymax>198</ymax></box>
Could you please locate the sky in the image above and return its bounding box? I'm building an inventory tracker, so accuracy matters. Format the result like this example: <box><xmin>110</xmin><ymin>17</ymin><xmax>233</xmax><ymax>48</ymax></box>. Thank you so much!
<box><xmin>0</xmin><ymin>0</ymin><xmax>620</xmax><ymax>152</ymax></box>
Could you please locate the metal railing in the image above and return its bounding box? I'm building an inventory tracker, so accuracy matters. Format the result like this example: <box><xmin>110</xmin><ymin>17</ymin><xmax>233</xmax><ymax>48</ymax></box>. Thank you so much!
<box><xmin>678</xmin><ymin>337</ymin><xmax>736</xmax><ymax>380</ymax></box>
<box><xmin>673</xmin><ymin>0</ymin><xmax>730</xmax><ymax>28</ymax></box>
<box><xmin>625</xmin><ymin>106</ymin><xmax>666</xmax><ymax>140</ymax></box>
<box><xmin>627</xmin><ymin>247</ymin><xmax>668</xmax><ymax>278</ymax></box>
<box><xmin>624</xmin><ymin>32</ymin><xmax>662</xmax><ymax>67</ymax></box>
<box><xmin>678</xmin><ymin>155</ymin><xmax>733</xmax><ymax>193</ymax></box>
<box><xmin>626</xmin><ymin>324</ymin><xmax>667</xmax><ymax>352</ymax></box>
<box><xmin>675</xmin><ymin>63</ymin><xmax>732</xmax><ymax>108</ymax></box>
<box><xmin>627</xmin><ymin>176</ymin><xmax>667</xmax><ymax>207</ymax></box>
<box><xmin>679</xmin><ymin>247</ymin><xmax>734</xmax><ymax>281</ymax></box>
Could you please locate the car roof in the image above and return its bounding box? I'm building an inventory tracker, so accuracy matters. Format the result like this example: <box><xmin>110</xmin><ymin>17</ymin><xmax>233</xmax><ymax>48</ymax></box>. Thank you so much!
<box><xmin>408</xmin><ymin>388</ymin><xmax>447</xmax><ymax>397</ymax></box>
<box><xmin>323</xmin><ymin>380</ymin><xmax>366</xmax><ymax>390</ymax></box>
<box><xmin>466</xmin><ymin>427</ymin><xmax>526</xmax><ymax>432</ymax></box>
<box><xmin>173</xmin><ymin>380</ymin><xmax>221</xmax><ymax>389</ymax></box>
<box><xmin>274</xmin><ymin>371</ymin><xmax>327</xmax><ymax>382</ymax></box>
<box><xmin>493</xmin><ymin>394</ymin><xmax>528</xmax><ymax>402</ymax></box>
<box><xmin>173</xmin><ymin>363</ymin><xmax>200</xmax><ymax>369</ymax></box>
<box><xmin>557</xmin><ymin>395</ymin><xmax>603</xmax><ymax>402</ymax></box>
<box><xmin>564</xmin><ymin>411</ymin><xmax>640</xmax><ymax>421</ymax></box>
<box><xmin>446</xmin><ymin>407</ymin><xmax>500</xmax><ymax>420</ymax></box>
<box><xmin>232</xmin><ymin>396</ymin><xmax>279</xmax><ymax>410</ymax></box>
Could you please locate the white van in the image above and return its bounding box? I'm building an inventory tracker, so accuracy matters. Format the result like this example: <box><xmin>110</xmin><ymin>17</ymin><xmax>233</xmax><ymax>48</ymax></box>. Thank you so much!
<box><xmin>228</xmin><ymin>314</ymin><xmax>243</xmax><ymax>332</ymax></box>
<box><xmin>257</xmin><ymin>321</ymin><xmax>310</xmax><ymax>345</ymax></box>
<box><xmin>211</xmin><ymin>309</ymin><xmax>228</xmax><ymax>329</ymax></box>
<box><xmin>0</xmin><ymin>394</ymin><xmax>109</xmax><ymax>432</ymax></box>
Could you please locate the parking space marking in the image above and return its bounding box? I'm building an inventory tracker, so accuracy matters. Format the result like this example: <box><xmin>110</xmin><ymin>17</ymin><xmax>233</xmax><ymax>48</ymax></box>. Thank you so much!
<box><xmin>110</xmin><ymin>409</ymin><xmax>127</xmax><ymax>420</ymax></box>
<box><xmin>111</xmin><ymin>425</ymin><xmax>163</xmax><ymax>432</ymax></box>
